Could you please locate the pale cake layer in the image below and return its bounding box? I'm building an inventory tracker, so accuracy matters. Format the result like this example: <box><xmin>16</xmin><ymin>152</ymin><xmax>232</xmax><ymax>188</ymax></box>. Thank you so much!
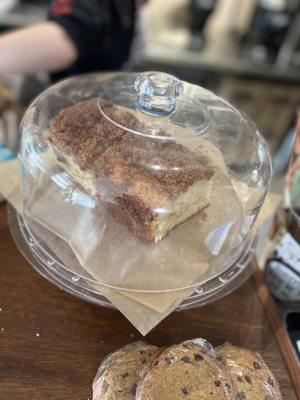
<box><xmin>151</xmin><ymin>179</ymin><xmax>212</xmax><ymax>241</ymax></box>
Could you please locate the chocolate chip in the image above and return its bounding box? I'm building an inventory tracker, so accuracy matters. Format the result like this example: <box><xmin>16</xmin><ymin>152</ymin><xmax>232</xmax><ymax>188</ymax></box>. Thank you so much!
<box><xmin>214</xmin><ymin>380</ymin><xmax>221</xmax><ymax>387</ymax></box>
<box><xmin>237</xmin><ymin>391</ymin><xmax>246</xmax><ymax>400</ymax></box>
<box><xmin>165</xmin><ymin>356</ymin><xmax>174</xmax><ymax>365</ymax></box>
<box><xmin>142</xmin><ymin>358</ymin><xmax>147</xmax><ymax>364</ymax></box>
<box><xmin>181</xmin><ymin>387</ymin><xmax>188</xmax><ymax>395</ymax></box>
<box><xmin>181</xmin><ymin>356</ymin><xmax>191</xmax><ymax>363</ymax></box>
<box><xmin>268</xmin><ymin>377</ymin><xmax>274</xmax><ymax>387</ymax></box>
<box><xmin>130</xmin><ymin>383</ymin><xmax>137</xmax><ymax>395</ymax></box>
<box><xmin>102</xmin><ymin>380</ymin><xmax>110</xmax><ymax>393</ymax></box>
<box><xmin>194</xmin><ymin>353</ymin><xmax>203</xmax><ymax>361</ymax></box>
<box><xmin>253</xmin><ymin>362</ymin><xmax>261</xmax><ymax>369</ymax></box>
<box><xmin>122</xmin><ymin>372</ymin><xmax>129</xmax><ymax>379</ymax></box>
<box><xmin>244</xmin><ymin>375</ymin><xmax>252</xmax><ymax>384</ymax></box>
<box><xmin>237</xmin><ymin>376</ymin><xmax>243</xmax><ymax>382</ymax></box>
<box><xmin>154</xmin><ymin>360</ymin><xmax>159</xmax><ymax>366</ymax></box>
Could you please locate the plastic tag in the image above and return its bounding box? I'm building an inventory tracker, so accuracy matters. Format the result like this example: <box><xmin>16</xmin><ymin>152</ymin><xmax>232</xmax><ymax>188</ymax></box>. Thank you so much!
<box><xmin>204</xmin><ymin>221</ymin><xmax>234</xmax><ymax>256</ymax></box>
<box><xmin>0</xmin><ymin>144</ymin><xmax>15</xmax><ymax>162</ymax></box>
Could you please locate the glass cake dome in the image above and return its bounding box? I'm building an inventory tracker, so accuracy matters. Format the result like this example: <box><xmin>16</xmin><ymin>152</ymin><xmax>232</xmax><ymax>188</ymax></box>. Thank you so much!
<box><xmin>13</xmin><ymin>71</ymin><xmax>272</xmax><ymax>307</ymax></box>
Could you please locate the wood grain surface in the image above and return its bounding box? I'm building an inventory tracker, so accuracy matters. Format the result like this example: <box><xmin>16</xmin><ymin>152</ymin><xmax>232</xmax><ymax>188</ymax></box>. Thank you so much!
<box><xmin>0</xmin><ymin>203</ymin><xmax>298</xmax><ymax>399</ymax></box>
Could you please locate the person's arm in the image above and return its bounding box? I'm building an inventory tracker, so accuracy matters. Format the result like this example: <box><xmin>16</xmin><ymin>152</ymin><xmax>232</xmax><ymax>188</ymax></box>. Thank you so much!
<box><xmin>0</xmin><ymin>22</ymin><xmax>77</xmax><ymax>74</ymax></box>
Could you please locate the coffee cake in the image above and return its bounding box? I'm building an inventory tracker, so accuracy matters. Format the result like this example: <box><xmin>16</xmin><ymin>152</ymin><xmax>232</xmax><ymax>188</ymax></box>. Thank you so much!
<box><xmin>47</xmin><ymin>98</ymin><xmax>214</xmax><ymax>243</ymax></box>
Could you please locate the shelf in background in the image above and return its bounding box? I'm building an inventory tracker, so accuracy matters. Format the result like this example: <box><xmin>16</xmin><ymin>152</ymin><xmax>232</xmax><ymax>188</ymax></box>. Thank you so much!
<box><xmin>0</xmin><ymin>2</ymin><xmax>47</xmax><ymax>28</ymax></box>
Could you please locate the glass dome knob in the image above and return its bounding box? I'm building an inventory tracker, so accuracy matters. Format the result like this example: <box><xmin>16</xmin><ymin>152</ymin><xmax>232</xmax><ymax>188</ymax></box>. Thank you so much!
<box><xmin>134</xmin><ymin>72</ymin><xmax>184</xmax><ymax>116</ymax></box>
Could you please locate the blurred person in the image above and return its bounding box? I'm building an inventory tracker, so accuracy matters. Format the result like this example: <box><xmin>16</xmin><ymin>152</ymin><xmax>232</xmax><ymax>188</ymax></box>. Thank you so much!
<box><xmin>0</xmin><ymin>0</ymin><xmax>146</xmax><ymax>81</ymax></box>
<box><xmin>0</xmin><ymin>0</ymin><xmax>146</xmax><ymax>157</ymax></box>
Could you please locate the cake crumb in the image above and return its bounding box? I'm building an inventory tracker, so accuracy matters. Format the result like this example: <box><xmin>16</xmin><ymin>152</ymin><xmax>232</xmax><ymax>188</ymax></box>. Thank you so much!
<box><xmin>36</xmin><ymin>333</ymin><xmax>40</xmax><ymax>337</ymax></box>
<box><xmin>0</xmin><ymin>308</ymin><xmax>2</xmax><ymax>312</ymax></box>
<box><xmin>1</xmin><ymin>328</ymin><xmax>4</xmax><ymax>332</ymax></box>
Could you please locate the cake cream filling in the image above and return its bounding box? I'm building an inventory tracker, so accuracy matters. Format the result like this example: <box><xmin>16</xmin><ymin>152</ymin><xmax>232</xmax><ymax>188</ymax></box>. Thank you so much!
<box><xmin>150</xmin><ymin>179</ymin><xmax>212</xmax><ymax>241</ymax></box>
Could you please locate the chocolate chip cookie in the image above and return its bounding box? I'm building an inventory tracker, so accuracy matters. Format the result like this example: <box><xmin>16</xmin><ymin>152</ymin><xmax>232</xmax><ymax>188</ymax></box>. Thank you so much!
<box><xmin>216</xmin><ymin>344</ymin><xmax>282</xmax><ymax>399</ymax></box>
<box><xmin>93</xmin><ymin>341</ymin><xmax>160</xmax><ymax>400</ymax></box>
<box><xmin>137</xmin><ymin>339</ymin><xmax>231</xmax><ymax>399</ymax></box>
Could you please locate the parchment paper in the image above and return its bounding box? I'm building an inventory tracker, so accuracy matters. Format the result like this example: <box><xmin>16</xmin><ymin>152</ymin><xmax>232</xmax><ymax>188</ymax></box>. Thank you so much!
<box><xmin>0</xmin><ymin>154</ymin><xmax>278</xmax><ymax>335</ymax></box>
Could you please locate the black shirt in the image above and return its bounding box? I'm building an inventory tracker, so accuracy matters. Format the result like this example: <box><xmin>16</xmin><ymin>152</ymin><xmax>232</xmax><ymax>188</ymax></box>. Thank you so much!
<box><xmin>48</xmin><ymin>0</ymin><xmax>141</xmax><ymax>80</ymax></box>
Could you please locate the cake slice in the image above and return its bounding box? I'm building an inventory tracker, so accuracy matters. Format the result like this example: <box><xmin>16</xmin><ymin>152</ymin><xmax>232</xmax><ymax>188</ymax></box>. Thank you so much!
<box><xmin>46</xmin><ymin>98</ymin><xmax>214</xmax><ymax>243</ymax></box>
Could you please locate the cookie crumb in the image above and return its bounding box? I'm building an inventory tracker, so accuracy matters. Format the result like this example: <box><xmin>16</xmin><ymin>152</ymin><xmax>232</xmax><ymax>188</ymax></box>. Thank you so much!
<box><xmin>214</xmin><ymin>380</ymin><xmax>221</xmax><ymax>387</ymax></box>
<box><xmin>181</xmin><ymin>356</ymin><xmax>191</xmax><ymax>363</ymax></box>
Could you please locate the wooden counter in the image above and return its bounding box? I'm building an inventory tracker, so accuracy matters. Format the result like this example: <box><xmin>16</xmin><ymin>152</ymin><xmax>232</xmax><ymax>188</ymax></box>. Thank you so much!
<box><xmin>0</xmin><ymin>203</ymin><xmax>299</xmax><ymax>399</ymax></box>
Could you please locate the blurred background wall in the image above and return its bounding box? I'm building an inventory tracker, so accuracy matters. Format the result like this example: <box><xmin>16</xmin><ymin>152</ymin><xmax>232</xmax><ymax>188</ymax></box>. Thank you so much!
<box><xmin>0</xmin><ymin>0</ymin><xmax>299</xmax><ymax>175</ymax></box>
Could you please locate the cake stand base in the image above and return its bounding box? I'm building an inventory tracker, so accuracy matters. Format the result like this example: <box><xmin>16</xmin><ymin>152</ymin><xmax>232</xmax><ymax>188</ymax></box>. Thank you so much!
<box><xmin>7</xmin><ymin>203</ymin><xmax>254</xmax><ymax>311</ymax></box>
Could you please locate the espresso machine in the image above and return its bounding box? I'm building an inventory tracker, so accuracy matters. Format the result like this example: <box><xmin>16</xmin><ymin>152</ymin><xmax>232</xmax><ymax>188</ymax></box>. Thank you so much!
<box><xmin>242</xmin><ymin>0</ymin><xmax>300</xmax><ymax>64</ymax></box>
<box><xmin>189</xmin><ymin>0</ymin><xmax>218</xmax><ymax>50</ymax></box>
